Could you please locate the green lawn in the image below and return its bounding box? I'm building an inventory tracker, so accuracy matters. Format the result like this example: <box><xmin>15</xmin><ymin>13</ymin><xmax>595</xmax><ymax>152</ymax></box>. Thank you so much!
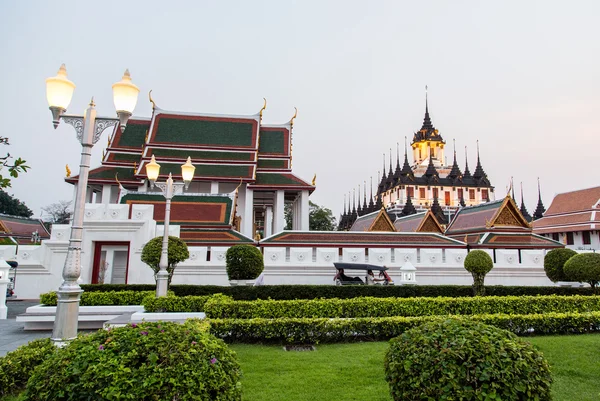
<box><xmin>231</xmin><ymin>333</ymin><xmax>600</xmax><ymax>401</ymax></box>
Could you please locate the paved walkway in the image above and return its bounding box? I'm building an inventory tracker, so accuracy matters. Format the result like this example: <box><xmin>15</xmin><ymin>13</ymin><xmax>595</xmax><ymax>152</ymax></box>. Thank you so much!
<box><xmin>1</xmin><ymin>300</ymin><xmax>50</xmax><ymax>357</ymax></box>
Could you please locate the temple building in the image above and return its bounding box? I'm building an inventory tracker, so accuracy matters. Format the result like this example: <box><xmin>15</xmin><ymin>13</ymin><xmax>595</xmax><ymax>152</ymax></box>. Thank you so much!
<box><xmin>339</xmin><ymin>95</ymin><xmax>495</xmax><ymax>230</ymax></box>
<box><xmin>65</xmin><ymin>99</ymin><xmax>315</xmax><ymax>243</ymax></box>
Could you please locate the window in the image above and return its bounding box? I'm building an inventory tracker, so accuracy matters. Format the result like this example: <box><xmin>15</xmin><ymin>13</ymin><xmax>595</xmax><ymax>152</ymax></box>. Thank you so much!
<box><xmin>582</xmin><ymin>231</ymin><xmax>591</xmax><ymax>245</ymax></box>
<box><xmin>566</xmin><ymin>232</ymin><xmax>574</xmax><ymax>245</ymax></box>
<box><xmin>469</xmin><ymin>189</ymin><xmax>475</xmax><ymax>200</ymax></box>
<box><xmin>432</xmin><ymin>188</ymin><xmax>439</xmax><ymax>198</ymax></box>
<box><xmin>457</xmin><ymin>188</ymin><xmax>463</xmax><ymax>200</ymax></box>
<box><xmin>407</xmin><ymin>187</ymin><xmax>414</xmax><ymax>197</ymax></box>
<box><xmin>419</xmin><ymin>188</ymin><xmax>426</xmax><ymax>199</ymax></box>
<box><xmin>481</xmin><ymin>189</ymin><xmax>489</xmax><ymax>200</ymax></box>
<box><xmin>444</xmin><ymin>191</ymin><xmax>451</xmax><ymax>206</ymax></box>
<box><xmin>552</xmin><ymin>233</ymin><xmax>559</xmax><ymax>242</ymax></box>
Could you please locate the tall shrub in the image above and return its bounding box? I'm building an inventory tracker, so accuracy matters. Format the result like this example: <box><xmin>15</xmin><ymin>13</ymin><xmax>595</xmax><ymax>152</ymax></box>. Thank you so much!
<box><xmin>141</xmin><ymin>236</ymin><xmax>190</xmax><ymax>286</ymax></box>
<box><xmin>226</xmin><ymin>245</ymin><xmax>264</xmax><ymax>280</ymax></box>
<box><xmin>564</xmin><ymin>252</ymin><xmax>600</xmax><ymax>293</ymax></box>
<box><xmin>544</xmin><ymin>248</ymin><xmax>577</xmax><ymax>282</ymax></box>
<box><xmin>464</xmin><ymin>250</ymin><xmax>493</xmax><ymax>296</ymax></box>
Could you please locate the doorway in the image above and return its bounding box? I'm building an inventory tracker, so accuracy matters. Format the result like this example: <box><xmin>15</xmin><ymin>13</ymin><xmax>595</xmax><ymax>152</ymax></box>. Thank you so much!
<box><xmin>91</xmin><ymin>242</ymin><xmax>130</xmax><ymax>284</ymax></box>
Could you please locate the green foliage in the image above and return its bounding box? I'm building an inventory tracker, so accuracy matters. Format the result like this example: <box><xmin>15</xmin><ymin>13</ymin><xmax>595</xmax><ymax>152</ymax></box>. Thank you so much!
<box><xmin>75</xmin><ymin>283</ymin><xmax>596</xmax><ymax>298</ymax></box>
<box><xmin>0</xmin><ymin>338</ymin><xmax>55</xmax><ymax>397</ymax></box>
<box><xmin>285</xmin><ymin>201</ymin><xmax>337</xmax><ymax>231</ymax></box>
<box><xmin>384</xmin><ymin>319</ymin><xmax>552</xmax><ymax>400</ymax></box>
<box><xmin>142</xmin><ymin>295</ymin><xmax>212</xmax><ymax>312</ymax></box>
<box><xmin>0</xmin><ymin>136</ymin><xmax>30</xmax><ymax>189</ymax></box>
<box><xmin>564</xmin><ymin>252</ymin><xmax>600</xmax><ymax>290</ymax></box>
<box><xmin>464</xmin><ymin>250</ymin><xmax>494</xmax><ymax>295</ymax></box>
<box><xmin>40</xmin><ymin>290</ymin><xmax>163</xmax><ymax>306</ymax></box>
<box><xmin>193</xmin><ymin>294</ymin><xmax>600</xmax><ymax>318</ymax></box>
<box><xmin>225</xmin><ymin>245</ymin><xmax>264</xmax><ymax>280</ymax></box>
<box><xmin>208</xmin><ymin>312</ymin><xmax>600</xmax><ymax>343</ymax></box>
<box><xmin>141</xmin><ymin>236</ymin><xmax>190</xmax><ymax>285</ymax></box>
<box><xmin>23</xmin><ymin>321</ymin><xmax>242</xmax><ymax>401</ymax></box>
<box><xmin>0</xmin><ymin>191</ymin><xmax>33</xmax><ymax>217</ymax></box>
<box><xmin>544</xmin><ymin>248</ymin><xmax>578</xmax><ymax>282</ymax></box>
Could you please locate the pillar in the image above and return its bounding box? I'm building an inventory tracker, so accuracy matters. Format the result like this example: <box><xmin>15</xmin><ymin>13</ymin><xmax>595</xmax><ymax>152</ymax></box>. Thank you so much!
<box><xmin>300</xmin><ymin>190</ymin><xmax>309</xmax><ymax>231</ymax></box>
<box><xmin>273</xmin><ymin>190</ymin><xmax>285</xmax><ymax>233</ymax></box>
<box><xmin>265</xmin><ymin>206</ymin><xmax>273</xmax><ymax>238</ymax></box>
<box><xmin>211</xmin><ymin>181</ymin><xmax>219</xmax><ymax>194</ymax></box>
<box><xmin>101</xmin><ymin>185</ymin><xmax>112</xmax><ymax>204</ymax></box>
<box><xmin>242</xmin><ymin>187</ymin><xmax>254</xmax><ymax>238</ymax></box>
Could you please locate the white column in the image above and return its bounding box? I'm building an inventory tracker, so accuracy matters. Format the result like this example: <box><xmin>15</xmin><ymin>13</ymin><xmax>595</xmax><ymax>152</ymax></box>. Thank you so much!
<box><xmin>292</xmin><ymin>199</ymin><xmax>298</xmax><ymax>230</ymax></box>
<box><xmin>300</xmin><ymin>190</ymin><xmax>309</xmax><ymax>231</ymax></box>
<box><xmin>211</xmin><ymin>181</ymin><xmax>219</xmax><ymax>194</ymax></box>
<box><xmin>86</xmin><ymin>187</ymin><xmax>93</xmax><ymax>203</ymax></box>
<box><xmin>273</xmin><ymin>190</ymin><xmax>285</xmax><ymax>233</ymax></box>
<box><xmin>242</xmin><ymin>187</ymin><xmax>254</xmax><ymax>238</ymax></box>
<box><xmin>265</xmin><ymin>206</ymin><xmax>273</xmax><ymax>238</ymax></box>
<box><xmin>101</xmin><ymin>185</ymin><xmax>112</xmax><ymax>204</ymax></box>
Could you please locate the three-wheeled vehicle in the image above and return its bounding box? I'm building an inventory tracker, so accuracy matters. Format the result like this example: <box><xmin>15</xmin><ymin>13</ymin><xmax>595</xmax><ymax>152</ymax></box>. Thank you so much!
<box><xmin>333</xmin><ymin>262</ymin><xmax>394</xmax><ymax>286</ymax></box>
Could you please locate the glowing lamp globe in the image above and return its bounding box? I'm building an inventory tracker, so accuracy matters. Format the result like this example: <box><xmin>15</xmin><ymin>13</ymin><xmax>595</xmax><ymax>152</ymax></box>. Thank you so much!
<box><xmin>112</xmin><ymin>69</ymin><xmax>140</xmax><ymax>130</ymax></box>
<box><xmin>181</xmin><ymin>157</ymin><xmax>195</xmax><ymax>188</ymax></box>
<box><xmin>46</xmin><ymin>64</ymin><xmax>76</xmax><ymax>128</ymax></box>
<box><xmin>145</xmin><ymin>155</ymin><xmax>161</xmax><ymax>183</ymax></box>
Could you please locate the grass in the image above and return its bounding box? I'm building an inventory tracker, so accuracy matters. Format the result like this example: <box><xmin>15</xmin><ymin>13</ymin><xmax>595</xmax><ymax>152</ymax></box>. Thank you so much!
<box><xmin>231</xmin><ymin>333</ymin><xmax>600</xmax><ymax>401</ymax></box>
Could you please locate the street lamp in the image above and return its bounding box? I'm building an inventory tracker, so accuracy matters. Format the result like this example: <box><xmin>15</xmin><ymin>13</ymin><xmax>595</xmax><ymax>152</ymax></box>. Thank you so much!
<box><xmin>145</xmin><ymin>155</ymin><xmax>195</xmax><ymax>297</ymax></box>
<box><xmin>45</xmin><ymin>64</ymin><xmax>139</xmax><ymax>344</ymax></box>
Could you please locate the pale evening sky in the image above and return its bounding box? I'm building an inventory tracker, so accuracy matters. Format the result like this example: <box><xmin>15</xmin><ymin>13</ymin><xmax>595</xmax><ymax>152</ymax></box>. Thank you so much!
<box><xmin>0</xmin><ymin>0</ymin><xmax>598</xmax><ymax>221</ymax></box>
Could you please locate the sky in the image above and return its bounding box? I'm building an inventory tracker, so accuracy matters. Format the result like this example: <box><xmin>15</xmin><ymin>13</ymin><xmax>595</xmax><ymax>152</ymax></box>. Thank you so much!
<box><xmin>0</xmin><ymin>0</ymin><xmax>599</xmax><ymax>221</ymax></box>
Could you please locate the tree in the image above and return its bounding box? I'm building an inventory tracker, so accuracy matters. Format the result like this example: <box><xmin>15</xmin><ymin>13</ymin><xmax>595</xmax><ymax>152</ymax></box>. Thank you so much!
<box><xmin>284</xmin><ymin>201</ymin><xmax>337</xmax><ymax>231</ymax></box>
<box><xmin>0</xmin><ymin>136</ymin><xmax>29</xmax><ymax>189</ymax></box>
<box><xmin>225</xmin><ymin>244</ymin><xmax>264</xmax><ymax>281</ymax></box>
<box><xmin>463</xmin><ymin>250</ymin><xmax>494</xmax><ymax>296</ymax></box>
<box><xmin>563</xmin><ymin>253</ymin><xmax>600</xmax><ymax>293</ymax></box>
<box><xmin>543</xmin><ymin>248</ymin><xmax>577</xmax><ymax>283</ymax></box>
<box><xmin>42</xmin><ymin>200</ymin><xmax>72</xmax><ymax>224</ymax></box>
<box><xmin>141</xmin><ymin>236</ymin><xmax>190</xmax><ymax>286</ymax></box>
<box><xmin>0</xmin><ymin>191</ymin><xmax>33</xmax><ymax>217</ymax></box>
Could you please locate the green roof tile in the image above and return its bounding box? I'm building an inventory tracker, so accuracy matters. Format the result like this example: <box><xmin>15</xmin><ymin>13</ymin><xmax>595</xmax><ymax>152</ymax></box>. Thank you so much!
<box><xmin>156</xmin><ymin>163</ymin><xmax>253</xmax><ymax>179</ymax></box>
<box><xmin>154</xmin><ymin>116</ymin><xmax>256</xmax><ymax>147</ymax></box>
<box><xmin>259</xmin><ymin>129</ymin><xmax>286</xmax><ymax>154</ymax></box>
<box><xmin>115</xmin><ymin>121</ymin><xmax>148</xmax><ymax>148</ymax></box>
<box><xmin>257</xmin><ymin>159</ymin><xmax>288</xmax><ymax>169</ymax></box>
<box><xmin>151</xmin><ymin>148</ymin><xmax>254</xmax><ymax>161</ymax></box>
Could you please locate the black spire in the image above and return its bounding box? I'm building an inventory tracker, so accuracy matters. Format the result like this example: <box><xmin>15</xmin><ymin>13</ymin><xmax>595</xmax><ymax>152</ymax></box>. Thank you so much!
<box><xmin>447</xmin><ymin>139</ymin><xmax>462</xmax><ymax>181</ymax></box>
<box><xmin>430</xmin><ymin>196</ymin><xmax>448</xmax><ymax>225</ymax></box>
<box><xmin>424</xmin><ymin>146</ymin><xmax>439</xmax><ymax>182</ymax></box>
<box><xmin>520</xmin><ymin>182</ymin><xmax>532</xmax><ymax>222</ymax></box>
<box><xmin>400</xmin><ymin>193</ymin><xmax>417</xmax><ymax>216</ymax></box>
<box><xmin>463</xmin><ymin>146</ymin><xmax>472</xmax><ymax>179</ymax></box>
<box><xmin>394</xmin><ymin>142</ymin><xmax>401</xmax><ymax>178</ymax></box>
<box><xmin>459</xmin><ymin>192</ymin><xmax>466</xmax><ymax>207</ymax></box>
<box><xmin>511</xmin><ymin>177</ymin><xmax>516</xmax><ymax>200</ymax></box>
<box><xmin>385</xmin><ymin>148</ymin><xmax>394</xmax><ymax>191</ymax></box>
<box><xmin>362</xmin><ymin>181</ymin><xmax>368</xmax><ymax>215</ymax></box>
<box><xmin>472</xmin><ymin>140</ymin><xmax>488</xmax><ymax>184</ymax></box>
<box><xmin>375</xmin><ymin>192</ymin><xmax>383</xmax><ymax>211</ymax></box>
<box><xmin>533</xmin><ymin>178</ymin><xmax>546</xmax><ymax>220</ymax></box>
<box><xmin>421</xmin><ymin>87</ymin><xmax>434</xmax><ymax>131</ymax></box>
<box><xmin>356</xmin><ymin>185</ymin><xmax>363</xmax><ymax>217</ymax></box>
<box><xmin>368</xmin><ymin>177</ymin><xmax>375</xmax><ymax>213</ymax></box>
<box><xmin>377</xmin><ymin>154</ymin><xmax>387</xmax><ymax>195</ymax></box>
<box><xmin>338</xmin><ymin>194</ymin><xmax>348</xmax><ymax>230</ymax></box>
<box><xmin>400</xmin><ymin>137</ymin><xmax>413</xmax><ymax>178</ymax></box>
<box><xmin>412</xmin><ymin>86</ymin><xmax>444</xmax><ymax>144</ymax></box>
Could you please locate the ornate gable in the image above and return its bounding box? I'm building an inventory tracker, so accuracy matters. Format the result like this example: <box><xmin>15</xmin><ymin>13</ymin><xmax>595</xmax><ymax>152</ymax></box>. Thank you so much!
<box><xmin>368</xmin><ymin>208</ymin><xmax>397</xmax><ymax>232</ymax></box>
<box><xmin>417</xmin><ymin>211</ymin><xmax>444</xmax><ymax>234</ymax></box>
<box><xmin>490</xmin><ymin>197</ymin><xmax>531</xmax><ymax>229</ymax></box>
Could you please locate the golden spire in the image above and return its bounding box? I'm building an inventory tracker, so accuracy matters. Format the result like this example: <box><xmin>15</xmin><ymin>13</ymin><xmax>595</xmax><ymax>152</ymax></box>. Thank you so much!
<box><xmin>65</xmin><ymin>164</ymin><xmax>71</xmax><ymax>178</ymax></box>
<box><xmin>149</xmin><ymin>90</ymin><xmax>158</xmax><ymax>110</ymax></box>
<box><xmin>311</xmin><ymin>174</ymin><xmax>316</xmax><ymax>186</ymax></box>
<box><xmin>133</xmin><ymin>162</ymin><xmax>137</xmax><ymax>173</ymax></box>
<box><xmin>259</xmin><ymin>98</ymin><xmax>267</xmax><ymax>121</ymax></box>
<box><xmin>102</xmin><ymin>149</ymin><xmax>105</xmax><ymax>160</ymax></box>
<box><xmin>290</xmin><ymin>107</ymin><xmax>298</xmax><ymax>128</ymax></box>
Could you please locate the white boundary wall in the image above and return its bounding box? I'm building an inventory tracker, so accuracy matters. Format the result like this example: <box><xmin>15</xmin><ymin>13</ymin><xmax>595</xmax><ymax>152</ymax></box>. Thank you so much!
<box><xmin>3</xmin><ymin>203</ymin><xmax>561</xmax><ymax>299</ymax></box>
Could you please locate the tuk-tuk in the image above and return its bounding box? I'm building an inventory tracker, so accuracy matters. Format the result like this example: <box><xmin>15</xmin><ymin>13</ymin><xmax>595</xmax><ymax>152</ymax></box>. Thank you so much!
<box><xmin>333</xmin><ymin>262</ymin><xmax>394</xmax><ymax>286</ymax></box>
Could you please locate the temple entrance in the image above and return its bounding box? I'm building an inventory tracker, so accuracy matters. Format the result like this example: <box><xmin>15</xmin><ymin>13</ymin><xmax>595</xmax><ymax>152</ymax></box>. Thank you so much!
<box><xmin>91</xmin><ymin>242</ymin><xmax>130</xmax><ymax>284</ymax></box>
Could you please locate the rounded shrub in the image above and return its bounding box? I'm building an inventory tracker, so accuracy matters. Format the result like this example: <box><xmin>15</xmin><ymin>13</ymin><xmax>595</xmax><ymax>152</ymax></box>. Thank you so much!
<box><xmin>544</xmin><ymin>248</ymin><xmax>577</xmax><ymax>282</ymax></box>
<box><xmin>24</xmin><ymin>321</ymin><xmax>242</xmax><ymax>401</ymax></box>
<box><xmin>564</xmin><ymin>252</ymin><xmax>600</xmax><ymax>291</ymax></box>
<box><xmin>226</xmin><ymin>244</ymin><xmax>264</xmax><ymax>280</ymax></box>
<box><xmin>464</xmin><ymin>250</ymin><xmax>494</xmax><ymax>295</ymax></box>
<box><xmin>141</xmin><ymin>236</ymin><xmax>190</xmax><ymax>285</ymax></box>
<box><xmin>384</xmin><ymin>319</ymin><xmax>552</xmax><ymax>401</ymax></box>
<box><xmin>0</xmin><ymin>338</ymin><xmax>55</xmax><ymax>397</ymax></box>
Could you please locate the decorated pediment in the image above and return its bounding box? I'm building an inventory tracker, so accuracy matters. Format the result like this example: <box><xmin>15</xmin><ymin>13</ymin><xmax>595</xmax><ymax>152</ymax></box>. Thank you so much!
<box><xmin>368</xmin><ymin>208</ymin><xmax>397</xmax><ymax>232</ymax></box>
<box><xmin>417</xmin><ymin>211</ymin><xmax>444</xmax><ymax>234</ymax></box>
<box><xmin>490</xmin><ymin>197</ymin><xmax>531</xmax><ymax>229</ymax></box>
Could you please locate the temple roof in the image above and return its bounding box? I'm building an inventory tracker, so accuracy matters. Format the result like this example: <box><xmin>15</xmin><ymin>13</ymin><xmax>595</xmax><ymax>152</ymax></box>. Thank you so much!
<box><xmin>533</xmin><ymin>186</ymin><xmax>600</xmax><ymax>234</ymax></box>
<box><xmin>411</xmin><ymin>97</ymin><xmax>445</xmax><ymax>145</ymax></box>
<box><xmin>0</xmin><ymin>214</ymin><xmax>50</xmax><ymax>244</ymax></box>
<box><xmin>349</xmin><ymin>208</ymin><xmax>395</xmax><ymax>232</ymax></box>
<box><xmin>393</xmin><ymin>210</ymin><xmax>444</xmax><ymax>234</ymax></box>
<box><xmin>260</xmin><ymin>231</ymin><xmax>465</xmax><ymax>248</ymax></box>
<box><xmin>477</xmin><ymin>233</ymin><xmax>562</xmax><ymax>249</ymax></box>
<box><xmin>446</xmin><ymin>196</ymin><xmax>531</xmax><ymax>235</ymax></box>
<box><xmin>249</xmin><ymin>172</ymin><xmax>314</xmax><ymax>191</ymax></box>
<box><xmin>179</xmin><ymin>228</ymin><xmax>254</xmax><ymax>246</ymax></box>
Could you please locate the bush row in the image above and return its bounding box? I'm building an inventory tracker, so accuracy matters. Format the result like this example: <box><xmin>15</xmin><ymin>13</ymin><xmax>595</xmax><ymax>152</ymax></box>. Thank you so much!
<box><xmin>207</xmin><ymin>312</ymin><xmax>600</xmax><ymax>343</ymax></box>
<box><xmin>77</xmin><ymin>284</ymin><xmax>594</xmax><ymax>299</ymax></box>
<box><xmin>202</xmin><ymin>294</ymin><xmax>600</xmax><ymax>319</ymax></box>
<box><xmin>40</xmin><ymin>290</ymin><xmax>166</xmax><ymax>306</ymax></box>
<box><xmin>142</xmin><ymin>295</ymin><xmax>211</xmax><ymax>312</ymax></box>
<box><xmin>0</xmin><ymin>338</ymin><xmax>55</xmax><ymax>397</ymax></box>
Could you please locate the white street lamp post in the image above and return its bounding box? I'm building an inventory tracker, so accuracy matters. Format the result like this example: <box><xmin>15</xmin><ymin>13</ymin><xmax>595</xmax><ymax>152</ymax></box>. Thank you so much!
<box><xmin>45</xmin><ymin>65</ymin><xmax>139</xmax><ymax>344</ymax></box>
<box><xmin>146</xmin><ymin>156</ymin><xmax>195</xmax><ymax>297</ymax></box>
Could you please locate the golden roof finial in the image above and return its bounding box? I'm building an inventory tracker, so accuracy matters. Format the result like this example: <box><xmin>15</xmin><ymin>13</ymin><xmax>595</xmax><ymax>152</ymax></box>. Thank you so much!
<box><xmin>149</xmin><ymin>90</ymin><xmax>158</xmax><ymax>110</ymax></box>
<box><xmin>133</xmin><ymin>162</ymin><xmax>137</xmax><ymax>173</ymax></box>
<box><xmin>144</xmin><ymin>129</ymin><xmax>149</xmax><ymax>144</ymax></box>
<box><xmin>102</xmin><ymin>150</ymin><xmax>105</xmax><ymax>160</ymax></box>
<box><xmin>259</xmin><ymin>98</ymin><xmax>267</xmax><ymax>121</ymax></box>
<box><xmin>107</xmin><ymin>134</ymin><xmax>113</xmax><ymax>148</ymax></box>
<box><xmin>290</xmin><ymin>107</ymin><xmax>298</xmax><ymax>128</ymax></box>
<box><xmin>65</xmin><ymin>164</ymin><xmax>71</xmax><ymax>178</ymax></box>
<box><xmin>312</xmin><ymin>174</ymin><xmax>316</xmax><ymax>186</ymax></box>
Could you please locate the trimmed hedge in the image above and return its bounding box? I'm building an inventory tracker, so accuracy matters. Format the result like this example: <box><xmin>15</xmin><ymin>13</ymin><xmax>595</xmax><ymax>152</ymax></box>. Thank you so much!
<box><xmin>0</xmin><ymin>338</ymin><xmax>56</xmax><ymax>397</ymax></box>
<box><xmin>202</xmin><ymin>295</ymin><xmax>600</xmax><ymax>319</ymax></box>
<box><xmin>75</xmin><ymin>284</ymin><xmax>595</xmax><ymax>299</ymax></box>
<box><xmin>207</xmin><ymin>312</ymin><xmax>600</xmax><ymax>343</ymax></box>
<box><xmin>40</xmin><ymin>290</ymin><xmax>169</xmax><ymax>306</ymax></box>
<box><xmin>143</xmin><ymin>295</ymin><xmax>212</xmax><ymax>312</ymax></box>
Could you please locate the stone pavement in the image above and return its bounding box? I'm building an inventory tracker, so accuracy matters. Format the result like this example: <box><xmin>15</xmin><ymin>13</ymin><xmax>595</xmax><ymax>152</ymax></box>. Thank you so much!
<box><xmin>1</xmin><ymin>300</ymin><xmax>50</xmax><ymax>357</ymax></box>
